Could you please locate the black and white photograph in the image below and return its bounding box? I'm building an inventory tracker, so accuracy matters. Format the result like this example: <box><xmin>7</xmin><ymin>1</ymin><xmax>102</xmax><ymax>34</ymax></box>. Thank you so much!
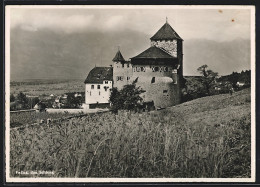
<box><xmin>5</xmin><ymin>5</ymin><xmax>255</xmax><ymax>183</ymax></box>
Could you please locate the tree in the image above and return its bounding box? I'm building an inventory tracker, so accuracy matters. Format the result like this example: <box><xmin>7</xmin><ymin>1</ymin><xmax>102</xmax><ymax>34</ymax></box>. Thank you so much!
<box><xmin>109</xmin><ymin>78</ymin><xmax>145</xmax><ymax>113</ymax></box>
<box><xmin>197</xmin><ymin>65</ymin><xmax>218</xmax><ymax>95</ymax></box>
<box><xmin>16</xmin><ymin>92</ymin><xmax>29</xmax><ymax>109</ymax></box>
<box><xmin>10</xmin><ymin>94</ymin><xmax>15</xmax><ymax>102</ymax></box>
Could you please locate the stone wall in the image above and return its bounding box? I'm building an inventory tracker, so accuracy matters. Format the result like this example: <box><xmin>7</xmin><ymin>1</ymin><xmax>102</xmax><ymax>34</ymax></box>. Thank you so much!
<box><xmin>131</xmin><ymin>64</ymin><xmax>182</xmax><ymax>108</ymax></box>
<box><xmin>151</xmin><ymin>39</ymin><xmax>177</xmax><ymax>57</ymax></box>
<box><xmin>113</xmin><ymin>62</ymin><xmax>133</xmax><ymax>90</ymax></box>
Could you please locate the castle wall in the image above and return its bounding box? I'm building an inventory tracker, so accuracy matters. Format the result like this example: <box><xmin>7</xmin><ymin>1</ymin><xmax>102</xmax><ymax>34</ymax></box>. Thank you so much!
<box><xmin>136</xmin><ymin>75</ymin><xmax>181</xmax><ymax>108</ymax></box>
<box><xmin>131</xmin><ymin>64</ymin><xmax>181</xmax><ymax>108</ymax></box>
<box><xmin>85</xmin><ymin>80</ymin><xmax>113</xmax><ymax>104</ymax></box>
<box><xmin>113</xmin><ymin>62</ymin><xmax>133</xmax><ymax>90</ymax></box>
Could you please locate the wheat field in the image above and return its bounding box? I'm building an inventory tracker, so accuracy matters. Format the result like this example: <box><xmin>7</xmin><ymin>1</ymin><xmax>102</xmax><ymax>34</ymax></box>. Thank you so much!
<box><xmin>10</xmin><ymin>89</ymin><xmax>251</xmax><ymax>178</ymax></box>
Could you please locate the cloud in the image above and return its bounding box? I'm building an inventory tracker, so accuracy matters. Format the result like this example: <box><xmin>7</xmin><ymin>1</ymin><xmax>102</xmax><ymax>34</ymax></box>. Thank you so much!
<box><xmin>9</xmin><ymin>7</ymin><xmax>252</xmax><ymax>41</ymax></box>
<box><xmin>10</xmin><ymin>9</ymin><xmax>95</xmax><ymax>33</ymax></box>
<box><xmin>103</xmin><ymin>15</ymin><xmax>124</xmax><ymax>31</ymax></box>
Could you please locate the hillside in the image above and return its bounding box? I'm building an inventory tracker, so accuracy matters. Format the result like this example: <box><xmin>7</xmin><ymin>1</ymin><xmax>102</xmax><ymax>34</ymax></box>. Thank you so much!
<box><xmin>10</xmin><ymin>88</ymin><xmax>251</xmax><ymax>178</ymax></box>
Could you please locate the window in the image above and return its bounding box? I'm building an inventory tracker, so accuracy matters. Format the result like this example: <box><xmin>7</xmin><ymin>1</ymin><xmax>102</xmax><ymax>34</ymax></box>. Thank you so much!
<box><xmin>164</xmin><ymin>67</ymin><xmax>169</xmax><ymax>72</ymax></box>
<box><xmin>127</xmin><ymin>77</ymin><xmax>130</xmax><ymax>81</ymax></box>
<box><xmin>104</xmin><ymin>86</ymin><xmax>109</xmax><ymax>91</ymax></box>
<box><xmin>99</xmin><ymin>91</ymin><xmax>100</xmax><ymax>95</ymax></box>
<box><xmin>104</xmin><ymin>81</ymin><xmax>108</xmax><ymax>84</ymax></box>
<box><xmin>97</xmin><ymin>85</ymin><xmax>100</xmax><ymax>89</ymax></box>
<box><xmin>116</xmin><ymin>76</ymin><xmax>123</xmax><ymax>81</ymax></box>
<box><xmin>91</xmin><ymin>85</ymin><xmax>94</xmax><ymax>89</ymax></box>
<box><xmin>172</xmin><ymin>69</ymin><xmax>177</xmax><ymax>84</ymax></box>
<box><xmin>122</xmin><ymin>64</ymin><xmax>124</xmax><ymax>68</ymax></box>
<box><xmin>152</xmin><ymin>67</ymin><xmax>159</xmax><ymax>72</ymax></box>
<box><xmin>163</xmin><ymin>90</ymin><xmax>168</xmax><ymax>96</ymax></box>
<box><xmin>136</xmin><ymin>67</ymin><xmax>146</xmax><ymax>72</ymax></box>
<box><xmin>127</xmin><ymin>64</ymin><xmax>130</xmax><ymax>68</ymax></box>
<box><xmin>151</xmin><ymin>77</ymin><xmax>155</xmax><ymax>83</ymax></box>
<box><xmin>90</xmin><ymin>91</ymin><xmax>91</xmax><ymax>96</ymax></box>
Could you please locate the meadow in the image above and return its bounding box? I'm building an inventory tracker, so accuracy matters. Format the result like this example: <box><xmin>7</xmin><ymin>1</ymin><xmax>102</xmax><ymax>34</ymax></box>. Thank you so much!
<box><xmin>10</xmin><ymin>79</ymin><xmax>85</xmax><ymax>96</ymax></box>
<box><xmin>10</xmin><ymin>88</ymin><xmax>251</xmax><ymax>178</ymax></box>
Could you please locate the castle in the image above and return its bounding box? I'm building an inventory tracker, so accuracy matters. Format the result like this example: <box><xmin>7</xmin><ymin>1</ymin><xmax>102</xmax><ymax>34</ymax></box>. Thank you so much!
<box><xmin>84</xmin><ymin>20</ymin><xmax>183</xmax><ymax>109</ymax></box>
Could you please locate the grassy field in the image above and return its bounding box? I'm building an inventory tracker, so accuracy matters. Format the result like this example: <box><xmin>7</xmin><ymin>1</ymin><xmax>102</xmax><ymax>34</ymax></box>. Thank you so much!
<box><xmin>10</xmin><ymin>88</ymin><xmax>251</xmax><ymax>178</ymax></box>
<box><xmin>10</xmin><ymin>79</ymin><xmax>85</xmax><ymax>96</ymax></box>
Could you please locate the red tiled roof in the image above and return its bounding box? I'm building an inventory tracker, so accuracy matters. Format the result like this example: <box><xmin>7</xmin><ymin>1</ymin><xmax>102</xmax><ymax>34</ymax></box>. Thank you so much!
<box><xmin>150</xmin><ymin>22</ymin><xmax>183</xmax><ymax>41</ymax></box>
<box><xmin>131</xmin><ymin>46</ymin><xmax>175</xmax><ymax>59</ymax></box>
<box><xmin>84</xmin><ymin>67</ymin><xmax>113</xmax><ymax>84</ymax></box>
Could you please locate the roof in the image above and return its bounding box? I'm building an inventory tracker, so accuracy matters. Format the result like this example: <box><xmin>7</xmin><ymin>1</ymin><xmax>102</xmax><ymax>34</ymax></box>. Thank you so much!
<box><xmin>84</xmin><ymin>67</ymin><xmax>113</xmax><ymax>84</ymax></box>
<box><xmin>150</xmin><ymin>22</ymin><xmax>183</xmax><ymax>41</ymax></box>
<box><xmin>131</xmin><ymin>46</ymin><xmax>176</xmax><ymax>59</ymax></box>
<box><xmin>112</xmin><ymin>50</ymin><xmax>125</xmax><ymax>62</ymax></box>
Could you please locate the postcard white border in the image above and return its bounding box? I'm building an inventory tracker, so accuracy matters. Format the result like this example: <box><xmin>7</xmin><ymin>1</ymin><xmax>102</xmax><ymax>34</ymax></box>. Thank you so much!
<box><xmin>5</xmin><ymin>5</ymin><xmax>256</xmax><ymax>183</ymax></box>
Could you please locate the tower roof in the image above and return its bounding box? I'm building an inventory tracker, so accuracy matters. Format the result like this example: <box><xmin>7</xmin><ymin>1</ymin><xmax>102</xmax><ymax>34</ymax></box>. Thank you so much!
<box><xmin>131</xmin><ymin>46</ymin><xmax>175</xmax><ymax>59</ymax></box>
<box><xmin>150</xmin><ymin>22</ymin><xmax>183</xmax><ymax>41</ymax></box>
<box><xmin>112</xmin><ymin>50</ymin><xmax>125</xmax><ymax>62</ymax></box>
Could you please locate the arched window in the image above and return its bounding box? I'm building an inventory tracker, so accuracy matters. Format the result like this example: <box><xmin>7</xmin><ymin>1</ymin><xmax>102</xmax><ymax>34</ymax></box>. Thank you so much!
<box><xmin>151</xmin><ymin>77</ymin><xmax>155</xmax><ymax>83</ymax></box>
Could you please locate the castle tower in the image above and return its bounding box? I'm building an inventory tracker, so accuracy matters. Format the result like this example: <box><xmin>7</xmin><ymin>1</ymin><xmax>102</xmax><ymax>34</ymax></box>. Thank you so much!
<box><xmin>112</xmin><ymin>49</ymin><xmax>133</xmax><ymax>89</ymax></box>
<box><xmin>150</xmin><ymin>19</ymin><xmax>183</xmax><ymax>76</ymax></box>
<box><xmin>130</xmin><ymin>19</ymin><xmax>184</xmax><ymax>108</ymax></box>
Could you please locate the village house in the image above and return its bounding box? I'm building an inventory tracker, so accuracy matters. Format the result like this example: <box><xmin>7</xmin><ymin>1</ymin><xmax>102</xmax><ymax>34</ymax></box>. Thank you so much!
<box><xmin>84</xmin><ymin>19</ymin><xmax>184</xmax><ymax>109</ymax></box>
<box><xmin>84</xmin><ymin>67</ymin><xmax>113</xmax><ymax>109</ymax></box>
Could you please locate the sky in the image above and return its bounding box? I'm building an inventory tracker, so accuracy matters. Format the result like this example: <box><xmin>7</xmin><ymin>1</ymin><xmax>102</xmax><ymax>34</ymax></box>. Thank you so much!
<box><xmin>7</xmin><ymin>6</ymin><xmax>253</xmax><ymax>79</ymax></box>
<box><xmin>10</xmin><ymin>6</ymin><xmax>251</xmax><ymax>42</ymax></box>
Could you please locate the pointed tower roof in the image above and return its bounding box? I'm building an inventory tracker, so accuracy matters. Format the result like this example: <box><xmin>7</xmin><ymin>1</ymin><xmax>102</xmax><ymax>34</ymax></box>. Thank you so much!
<box><xmin>112</xmin><ymin>50</ymin><xmax>125</xmax><ymax>62</ymax></box>
<box><xmin>150</xmin><ymin>21</ymin><xmax>183</xmax><ymax>41</ymax></box>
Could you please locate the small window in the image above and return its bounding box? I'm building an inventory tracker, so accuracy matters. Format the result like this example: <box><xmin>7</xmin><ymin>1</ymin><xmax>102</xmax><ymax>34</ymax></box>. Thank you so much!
<box><xmin>127</xmin><ymin>77</ymin><xmax>130</xmax><ymax>81</ymax></box>
<box><xmin>104</xmin><ymin>86</ymin><xmax>109</xmax><ymax>91</ymax></box>
<box><xmin>163</xmin><ymin>90</ymin><xmax>168</xmax><ymax>96</ymax></box>
<box><xmin>116</xmin><ymin>76</ymin><xmax>123</xmax><ymax>81</ymax></box>
<box><xmin>151</xmin><ymin>77</ymin><xmax>155</xmax><ymax>83</ymax></box>
<box><xmin>97</xmin><ymin>85</ymin><xmax>100</xmax><ymax>89</ymax></box>
<box><xmin>122</xmin><ymin>64</ymin><xmax>124</xmax><ymax>68</ymax></box>
<box><xmin>91</xmin><ymin>85</ymin><xmax>94</xmax><ymax>89</ymax></box>
<box><xmin>127</xmin><ymin>64</ymin><xmax>130</xmax><ymax>68</ymax></box>
<box><xmin>105</xmin><ymin>81</ymin><xmax>108</xmax><ymax>84</ymax></box>
<box><xmin>90</xmin><ymin>91</ymin><xmax>91</xmax><ymax>96</ymax></box>
<box><xmin>152</xmin><ymin>67</ymin><xmax>159</xmax><ymax>72</ymax></box>
<box><xmin>99</xmin><ymin>91</ymin><xmax>100</xmax><ymax>95</ymax></box>
<box><xmin>164</xmin><ymin>67</ymin><xmax>169</xmax><ymax>72</ymax></box>
<box><xmin>172</xmin><ymin>69</ymin><xmax>177</xmax><ymax>84</ymax></box>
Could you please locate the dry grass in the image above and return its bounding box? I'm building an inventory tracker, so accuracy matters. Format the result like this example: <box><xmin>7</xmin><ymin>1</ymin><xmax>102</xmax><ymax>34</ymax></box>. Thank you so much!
<box><xmin>10</xmin><ymin>89</ymin><xmax>251</xmax><ymax>178</ymax></box>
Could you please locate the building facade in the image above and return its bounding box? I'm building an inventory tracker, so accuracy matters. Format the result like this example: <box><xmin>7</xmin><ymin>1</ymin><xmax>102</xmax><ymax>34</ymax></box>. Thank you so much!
<box><xmin>84</xmin><ymin>67</ymin><xmax>113</xmax><ymax>109</ymax></box>
<box><xmin>84</xmin><ymin>20</ymin><xmax>183</xmax><ymax>109</ymax></box>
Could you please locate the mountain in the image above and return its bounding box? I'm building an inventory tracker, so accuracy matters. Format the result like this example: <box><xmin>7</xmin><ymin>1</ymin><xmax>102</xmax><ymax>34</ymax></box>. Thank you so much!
<box><xmin>10</xmin><ymin>27</ymin><xmax>149</xmax><ymax>80</ymax></box>
<box><xmin>10</xmin><ymin>27</ymin><xmax>251</xmax><ymax>80</ymax></box>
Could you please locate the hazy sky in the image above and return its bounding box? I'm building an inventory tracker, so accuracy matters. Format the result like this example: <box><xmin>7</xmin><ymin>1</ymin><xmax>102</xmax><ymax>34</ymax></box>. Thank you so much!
<box><xmin>7</xmin><ymin>6</ymin><xmax>253</xmax><ymax>79</ymax></box>
<box><xmin>10</xmin><ymin>6</ymin><xmax>251</xmax><ymax>42</ymax></box>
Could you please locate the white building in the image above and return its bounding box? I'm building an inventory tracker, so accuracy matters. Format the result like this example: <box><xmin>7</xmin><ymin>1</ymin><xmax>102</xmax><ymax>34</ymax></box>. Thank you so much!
<box><xmin>84</xmin><ymin>67</ymin><xmax>113</xmax><ymax>109</ymax></box>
